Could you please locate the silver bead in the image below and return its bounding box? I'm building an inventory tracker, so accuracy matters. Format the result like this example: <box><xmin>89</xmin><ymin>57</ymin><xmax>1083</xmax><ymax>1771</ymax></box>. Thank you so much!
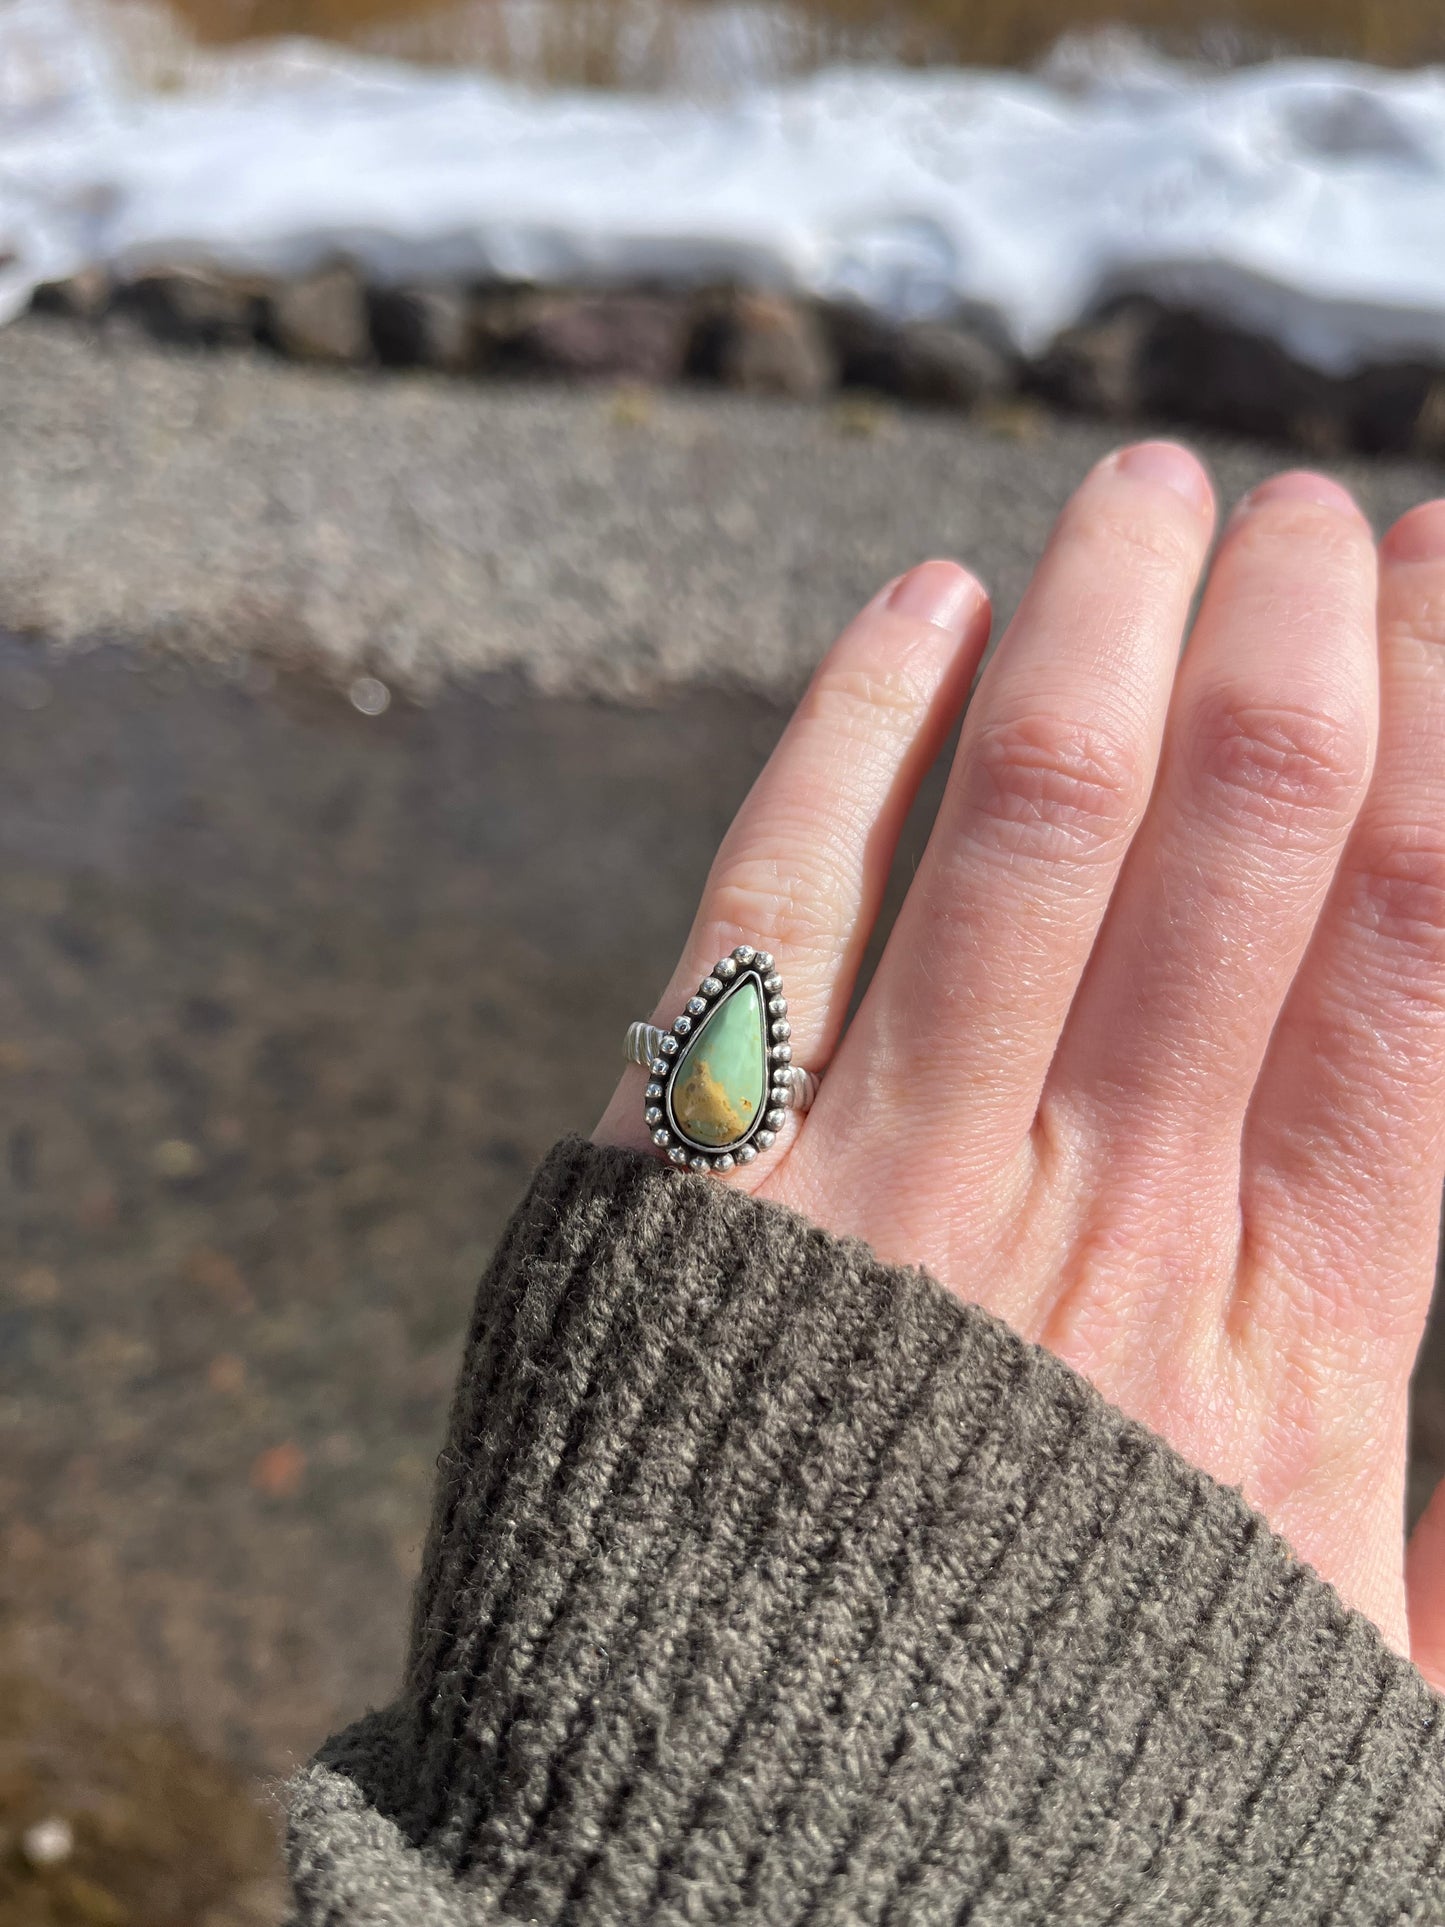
<box><xmin>686</xmin><ymin>996</ymin><xmax>708</xmax><ymax>1017</ymax></box>
<box><xmin>714</xmin><ymin>1153</ymin><xmax>735</xmax><ymax>1172</ymax></box>
<box><xmin>650</xmin><ymin>1057</ymin><xmax>671</xmax><ymax>1078</ymax></box>
<box><xmin>771</xmin><ymin>1020</ymin><xmax>791</xmax><ymax>1041</ymax></box>
<box><xmin>700</xmin><ymin>977</ymin><xmax>723</xmax><ymax>998</ymax></box>
<box><xmin>772</xmin><ymin>1073</ymin><xmax>793</xmax><ymax>1096</ymax></box>
<box><xmin>768</xmin><ymin>997</ymin><xmax>787</xmax><ymax>1017</ymax></box>
<box><xmin>660</xmin><ymin>1036</ymin><xmax>680</xmax><ymax>1057</ymax></box>
<box><xmin>763</xmin><ymin>973</ymin><xmax>782</xmax><ymax>994</ymax></box>
<box><xmin>668</xmin><ymin>1145</ymin><xmax>689</xmax><ymax>1165</ymax></box>
<box><xmin>765</xmin><ymin>1108</ymin><xmax>786</xmax><ymax>1131</ymax></box>
<box><xmin>755</xmin><ymin>1130</ymin><xmax>775</xmax><ymax>1151</ymax></box>
<box><xmin>652</xmin><ymin>1127</ymin><xmax>672</xmax><ymax>1147</ymax></box>
<box><xmin>772</xmin><ymin>1043</ymin><xmax>793</xmax><ymax>1063</ymax></box>
<box><xmin>673</xmin><ymin>1015</ymin><xmax>692</xmax><ymax>1037</ymax></box>
<box><xmin>715</xmin><ymin>958</ymin><xmax>738</xmax><ymax>981</ymax></box>
<box><xmin>646</xmin><ymin>1082</ymin><xmax>664</xmax><ymax>1102</ymax></box>
<box><xmin>754</xmin><ymin>950</ymin><xmax>774</xmax><ymax>971</ymax></box>
<box><xmin>732</xmin><ymin>944</ymin><xmax>757</xmax><ymax>965</ymax></box>
<box><xmin>689</xmin><ymin>1155</ymin><xmax>711</xmax><ymax>1173</ymax></box>
<box><xmin>736</xmin><ymin>1144</ymin><xmax>758</xmax><ymax>1165</ymax></box>
<box><xmin>645</xmin><ymin>1107</ymin><xmax>663</xmax><ymax>1126</ymax></box>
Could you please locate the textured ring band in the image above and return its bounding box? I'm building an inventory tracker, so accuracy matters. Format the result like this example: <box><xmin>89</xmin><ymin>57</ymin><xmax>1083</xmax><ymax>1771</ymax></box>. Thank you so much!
<box><xmin>625</xmin><ymin>945</ymin><xmax>817</xmax><ymax>1173</ymax></box>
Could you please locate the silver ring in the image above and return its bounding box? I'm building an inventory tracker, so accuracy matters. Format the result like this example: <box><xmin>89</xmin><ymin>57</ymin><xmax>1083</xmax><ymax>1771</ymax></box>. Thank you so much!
<box><xmin>625</xmin><ymin>944</ymin><xmax>817</xmax><ymax>1173</ymax></box>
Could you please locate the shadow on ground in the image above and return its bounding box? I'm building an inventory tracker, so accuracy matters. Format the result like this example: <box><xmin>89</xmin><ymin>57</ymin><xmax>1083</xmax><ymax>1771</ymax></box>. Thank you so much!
<box><xmin>1</xmin><ymin>634</ymin><xmax>1442</xmax><ymax>1922</ymax></box>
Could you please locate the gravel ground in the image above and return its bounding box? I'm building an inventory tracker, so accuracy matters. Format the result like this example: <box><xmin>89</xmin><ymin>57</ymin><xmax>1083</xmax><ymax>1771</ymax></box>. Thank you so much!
<box><xmin>5</xmin><ymin>314</ymin><xmax>1445</xmax><ymax>699</ymax></box>
<box><xmin>3</xmin><ymin>317</ymin><xmax>1445</xmax><ymax>1925</ymax></box>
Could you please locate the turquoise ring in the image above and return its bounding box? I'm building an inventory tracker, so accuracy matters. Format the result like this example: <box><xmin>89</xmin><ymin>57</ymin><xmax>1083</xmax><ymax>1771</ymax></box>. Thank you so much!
<box><xmin>625</xmin><ymin>945</ymin><xmax>816</xmax><ymax>1173</ymax></box>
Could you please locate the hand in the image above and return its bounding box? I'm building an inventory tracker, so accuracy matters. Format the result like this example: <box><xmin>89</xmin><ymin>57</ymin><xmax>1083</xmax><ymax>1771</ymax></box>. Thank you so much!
<box><xmin>596</xmin><ymin>443</ymin><xmax>1445</xmax><ymax>1674</ymax></box>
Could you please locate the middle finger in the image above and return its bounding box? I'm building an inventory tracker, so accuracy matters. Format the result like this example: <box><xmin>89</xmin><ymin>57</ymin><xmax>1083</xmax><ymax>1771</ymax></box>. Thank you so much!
<box><xmin>792</xmin><ymin>443</ymin><xmax>1215</xmax><ymax>1229</ymax></box>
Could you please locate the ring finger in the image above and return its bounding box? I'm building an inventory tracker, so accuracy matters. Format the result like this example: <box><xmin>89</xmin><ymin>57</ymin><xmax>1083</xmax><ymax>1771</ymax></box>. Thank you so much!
<box><xmin>787</xmin><ymin>443</ymin><xmax>1216</xmax><ymax>1257</ymax></box>
<box><xmin>595</xmin><ymin>560</ymin><xmax>991</xmax><ymax>1168</ymax></box>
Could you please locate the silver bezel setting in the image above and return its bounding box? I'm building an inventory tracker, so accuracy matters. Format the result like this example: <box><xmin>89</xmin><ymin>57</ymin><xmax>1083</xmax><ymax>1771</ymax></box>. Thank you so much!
<box><xmin>644</xmin><ymin>946</ymin><xmax>785</xmax><ymax>1173</ymax></box>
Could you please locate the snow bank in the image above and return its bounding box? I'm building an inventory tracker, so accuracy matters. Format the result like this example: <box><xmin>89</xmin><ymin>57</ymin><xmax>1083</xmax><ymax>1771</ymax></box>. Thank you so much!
<box><xmin>4</xmin><ymin>0</ymin><xmax>1445</xmax><ymax>374</ymax></box>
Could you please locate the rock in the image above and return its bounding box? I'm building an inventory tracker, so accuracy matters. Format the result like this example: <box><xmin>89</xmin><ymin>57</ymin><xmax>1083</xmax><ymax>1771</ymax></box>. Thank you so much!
<box><xmin>1412</xmin><ymin>378</ymin><xmax>1445</xmax><ymax>457</ymax></box>
<box><xmin>1033</xmin><ymin>298</ymin><xmax>1161</xmax><ymax>418</ymax></box>
<box><xmin>692</xmin><ymin>291</ymin><xmax>836</xmax><ymax>399</ymax></box>
<box><xmin>824</xmin><ymin>304</ymin><xmax>1013</xmax><ymax>408</ymax></box>
<box><xmin>115</xmin><ymin>269</ymin><xmax>266</xmax><ymax>348</ymax></box>
<box><xmin>368</xmin><ymin>284</ymin><xmax>474</xmax><ymax>371</ymax></box>
<box><xmin>897</xmin><ymin>321</ymin><xmax>1014</xmax><ymax>407</ymax></box>
<box><xmin>267</xmin><ymin>264</ymin><xmax>371</xmax><ymax>365</ymax></box>
<box><xmin>509</xmin><ymin>291</ymin><xmax>693</xmax><ymax>383</ymax></box>
<box><xmin>1140</xmin><ymin>309</ymin><xmax>1346</xmax><ymax>446</ymax></box>
<box><xmin>1345</xmin><ymin>360</ymin><xmax>1435</xmax><ymax>454</ymax></box>
<box><xmin>30</xmin><ymin>267</ymin><xmax>111</xmax><ymax>321</ymax></box>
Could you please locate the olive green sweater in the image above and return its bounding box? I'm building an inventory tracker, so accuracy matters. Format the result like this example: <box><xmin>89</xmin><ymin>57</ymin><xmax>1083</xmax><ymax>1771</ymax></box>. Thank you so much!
<box><xmin>285</xmin><ymin>1136</ymin><xmax>1445</xmax><ymax>1923</ymax></box>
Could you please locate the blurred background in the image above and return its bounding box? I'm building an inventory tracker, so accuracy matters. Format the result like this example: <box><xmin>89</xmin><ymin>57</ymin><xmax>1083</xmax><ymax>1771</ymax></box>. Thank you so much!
<box><xmin>5</xmin><ymin>0</ymin><xmax>1445</xmax><ymax>1921</ymax></box>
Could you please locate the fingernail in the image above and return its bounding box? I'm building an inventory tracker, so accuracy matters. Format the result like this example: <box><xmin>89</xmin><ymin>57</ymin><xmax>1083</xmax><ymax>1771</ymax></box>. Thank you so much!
<box><xmin>1233</xmin><ymin>471</ymin><xmax>1360</xmax><ymax>519</ymax></box>
<box><xmin>1111</xmin><ymin>441</ymin><xmax>1213</xmax><ymax>515</ymax></box>
<box><xmin>886</xmin><ymin>560</ymin><xmax>985</xmax><ymax>634</ymax></box>
<box><xmin>1381</xmin><ymin>501</ymin><xmax>1445</xmax><ymax>564</ymax></box>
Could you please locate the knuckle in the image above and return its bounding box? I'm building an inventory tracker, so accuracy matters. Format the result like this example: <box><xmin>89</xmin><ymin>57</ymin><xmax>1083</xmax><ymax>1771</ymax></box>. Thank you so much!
<box><xmin>1064</xmin><ymin>496</ymin><xmax>1199</xmax><ymax>583</ymax></box>
<box><xmin>962</xmin><ymin>711</ymin><xmax>1144</xmax><ymax>864</ymax></box>
<box><xmin>803</xmin><ymin>657</ymin><xmax>932</xmax><ymax>740</ymax></box>
<box><xmin>703</xmin><ymin>859</ymin><xmax>844</xmax><ymax>970</ymax></box>
<box><xmin>1346</xmin><ymin>828</ymin><xmax>1445</xmax><ymax>977</ymax></box>
<box><xmin>1227</xmin><ymin>497</ymin><xmax>1371</xmax><ymax>575</ymax></box>
<box><xmin>1187</xmin><ymin>690</ymin><xmax>1370</xmax><ymax>830</ymax></box>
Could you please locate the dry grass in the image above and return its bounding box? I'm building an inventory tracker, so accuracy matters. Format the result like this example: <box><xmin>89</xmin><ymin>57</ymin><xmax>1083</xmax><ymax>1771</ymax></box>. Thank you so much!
<box><xmin>162</xmin><ymin>0</ymin><xmax>1445</xmax><ymax>74</ymax></box>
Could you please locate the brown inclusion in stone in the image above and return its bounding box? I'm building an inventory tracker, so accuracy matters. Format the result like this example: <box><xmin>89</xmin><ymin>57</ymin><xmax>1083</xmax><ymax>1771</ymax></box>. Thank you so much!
<box><xmin>669</xmin><ymin>975</ymin><xmax>767</xmax><ymax>1149</ymax></box>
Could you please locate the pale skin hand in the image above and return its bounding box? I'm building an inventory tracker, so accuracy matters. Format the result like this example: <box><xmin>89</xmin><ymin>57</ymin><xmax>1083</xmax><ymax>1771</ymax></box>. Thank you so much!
<box><xmin>596</xmin><ymin>442</ymin><xmax>1445</xmax><ymax>1677</ymax></box>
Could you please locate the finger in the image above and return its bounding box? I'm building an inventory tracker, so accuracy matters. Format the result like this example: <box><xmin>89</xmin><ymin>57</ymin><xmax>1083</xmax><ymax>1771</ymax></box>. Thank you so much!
<box><xmin>1241</xmin><ymin>501</ymin><xmax>1445</xmax><ymax>1343</ymax></box>
<box><xmin>595</xmin><ymin>560</ymin><xmax>991</xmax><ymax>1166</ymax></box>
<box><xmin>1407</xmin><ymin>1473</ymin><xmax>1445</xmax><ymax>1693</ymax></box>
<box><xmin>789</xmin><ymin>442</ymin><xmax>1215</xmax><ymax>1224</ymax></box>
<box><xmin>1043</xmin><ymin>474</ymin><xmax>1378</xmax><ymax>1215</ymax></box>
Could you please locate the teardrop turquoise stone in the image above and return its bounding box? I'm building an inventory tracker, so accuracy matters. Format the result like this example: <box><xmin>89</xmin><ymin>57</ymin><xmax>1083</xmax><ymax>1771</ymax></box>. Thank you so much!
<box><xmin>670</xmin><ymin>976</ymin><xmax>767</xmax><ymax>1149</ymax></box>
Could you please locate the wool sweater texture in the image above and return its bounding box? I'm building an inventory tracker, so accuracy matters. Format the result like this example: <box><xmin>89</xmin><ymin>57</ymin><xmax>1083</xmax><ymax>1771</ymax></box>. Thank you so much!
<box><xmin>286</xmin><ymin>1135</ymin><xmax>1445</xmax><ymax>1924</ymax></box>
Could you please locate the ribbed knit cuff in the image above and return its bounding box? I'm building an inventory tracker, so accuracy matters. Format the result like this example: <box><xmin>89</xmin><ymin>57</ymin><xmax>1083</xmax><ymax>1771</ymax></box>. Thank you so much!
<box><xmin>288</xmin><ymin>1135</ymin><xmax>1445</xmax><ymax>1925</ymax></box>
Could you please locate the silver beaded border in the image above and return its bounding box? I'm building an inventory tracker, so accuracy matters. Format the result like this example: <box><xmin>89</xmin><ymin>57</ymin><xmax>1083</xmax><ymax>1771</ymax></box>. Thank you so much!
<box><xmin>643</xmin><ymin>944</ymin><xmax>794</xmax><ymax>1174</ymax></box>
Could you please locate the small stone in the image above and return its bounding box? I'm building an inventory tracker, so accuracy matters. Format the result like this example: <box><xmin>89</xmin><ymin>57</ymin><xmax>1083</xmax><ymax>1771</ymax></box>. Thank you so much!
<box><xmin>21</xmin><ymin>1815</ymin><xmax>74</xmax><ymax>1868</ymax></box>
<box><xmin>694</xmin><ymin>291</ymin><xmax>836</xmax><ymax>399</ymax></box>
<box><xmin>268</xmin><ymin>264</ymin><xmax>371</xmax><ymax>365</ymax></box>
<box><xmin>152</xmin><ymin>1137</ymin><xmax>203</xmax><ymax>1180</ymax></box>
<box><xmin>669</xmin><ymin>977</ymin><xmax>767</xmax><ymax>1150</ymax></box>
<box><xmin>368</xmin><ymin>284</ymin><xmax>474</xmax><ymax>371</ymax></box>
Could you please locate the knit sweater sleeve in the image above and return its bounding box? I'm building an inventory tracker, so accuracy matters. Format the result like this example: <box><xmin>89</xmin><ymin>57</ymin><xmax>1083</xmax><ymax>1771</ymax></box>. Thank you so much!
<box><xmin>285</xmin><ymin>1135</ymin><xmax>1445</xmax><ymax>1925</ymax></box>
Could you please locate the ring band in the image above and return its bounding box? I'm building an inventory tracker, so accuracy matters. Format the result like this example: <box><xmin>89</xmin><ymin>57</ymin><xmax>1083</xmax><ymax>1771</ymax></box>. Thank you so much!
<box><xmin>625</xmin><ymin>945</ymin><xmax>817</xmax><ymax>1173</ymax></box>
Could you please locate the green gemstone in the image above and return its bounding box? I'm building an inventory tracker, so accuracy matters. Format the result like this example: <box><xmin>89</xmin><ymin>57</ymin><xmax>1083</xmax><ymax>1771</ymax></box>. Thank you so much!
<box><xmin>670</xmin><ymin>976</ymin><xmax>766</xmax><ymax>1149</ymax></box>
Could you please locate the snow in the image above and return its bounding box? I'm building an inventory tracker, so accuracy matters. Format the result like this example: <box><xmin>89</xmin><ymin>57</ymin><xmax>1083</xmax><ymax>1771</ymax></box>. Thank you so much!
<box><xmin>3</xmin><ymin>0</ymin><xmax>1445</xmax><ymax>373</ymax></box>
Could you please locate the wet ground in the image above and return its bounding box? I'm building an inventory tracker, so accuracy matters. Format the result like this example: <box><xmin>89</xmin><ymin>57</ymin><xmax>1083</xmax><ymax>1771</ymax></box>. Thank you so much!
<box><xmin>2</xmin><ymin>631</ymin><xmax>1444</xmax><ymax>1923</ymax></box>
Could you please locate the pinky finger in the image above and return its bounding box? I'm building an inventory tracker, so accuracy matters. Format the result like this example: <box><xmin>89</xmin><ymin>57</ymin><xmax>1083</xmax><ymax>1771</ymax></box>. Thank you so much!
<box><xmin>1408</xmin><ymin>1475</ymin><xmax>1445</xmax><ymax>1692</ymax></box>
